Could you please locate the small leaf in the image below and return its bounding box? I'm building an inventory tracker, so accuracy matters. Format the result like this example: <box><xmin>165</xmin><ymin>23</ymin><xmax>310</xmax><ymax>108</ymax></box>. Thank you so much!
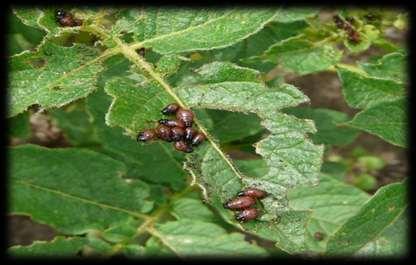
<box><xmin>346</xmin><ymin>98</ymin><xmax>407</xmax><ymax>147</ymax></box>
<box><xmin>151</xmin><ymin>220</ymin><xmax>268</xmax><ymax>257</ymax></box>
<box><xmin>9</xmin><ymin>144</ymin><xmax>152</xmax><ymax>234</ymax></box>
<box><xmin>360</xmin><ymin>52</ymin><xmax>406</xmax><ymax>84</ymax></box>
<box><xmin>336</xmin><ymin>65</ymin><xmax>404</xmax><ymax>109</ymax></box>
<box><xmin>9</xmin><ymin>42</ymin><xmax>104</xmax><ymax>117</ymax></box>
<box><xmin>264</xmin><ymin>35</ymin><xmax>342</xmax><ymax>74</ymax></box>
<box><xmin>326</xmin><ymin>182</ymin><xmax>407</xmax><ymax>255</ymax></box>
<box><xmin>8</xmin><ymin>236</ymin><xmax>86</xmax><ymax>257</ymax></box>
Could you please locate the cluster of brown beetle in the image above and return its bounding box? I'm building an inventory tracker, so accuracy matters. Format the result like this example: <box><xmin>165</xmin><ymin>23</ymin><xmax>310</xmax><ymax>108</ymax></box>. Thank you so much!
<box><xmin>137</xmin><ymin>103</ymin><xmax>206</xmax><ymax>153</ymax></box>
<box><xmin>55</xmin><ymin>9</ymin><xmax>82</xmax><ymax>27</ymax></box>
<box><xmin>333</xmin><ymin>15</ymin><xmax>360</xmax><ymax>44</ymax></box>
<box><xmin>224</xmin><ymin>187</ymin><xmax>267</xmax><ymax>223</ymax></box>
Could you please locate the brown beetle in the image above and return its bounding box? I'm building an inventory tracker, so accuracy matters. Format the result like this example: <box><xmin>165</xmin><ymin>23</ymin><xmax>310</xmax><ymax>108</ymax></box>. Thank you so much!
<box><xmin>191</xmin><ymin>132</ymin><xmax>206</xmax><ymax>146</ymax></box>
<box><xmin>174</xmin><ymin>140</ymin><xmax>193</xmax><ymax>153</ymax></box>
<box><xmin>235</xmin><ymin>208</ymin><xmax>259</xmax><ymax>223</ymax></box>
<box><xmin>223</xmin><ymin>196</ymin><xmax>256</xmax><ymax>210</ymax></box>
<box><xmin>237</xmin><ymin>188</ymin><xmax>267</xmax><ymax>199</ymax></box>
<box><xmin>137</xmin><ymin>129</ymin><xmax>156</xmax><ymax>142</ymax></box>
<box><xmin>314</xmin><ymin>231</ymin><xmax>325</xmax><ymax>241</ymax></box>
<box><xmin>170</xmin><ymin>127</ymin><xmax>185</xmax><ymax>142</ymax></box>
<box><xmin>176</xmin><ymin>108</ymin><xmax>194</xmax><ymax>127</ymax></box>
<box><xmin>161</xmin><ymin>103</ymin><xmax>180</xmax><ymax>115</ymax></box>
<box><xmin>55</xmin><ymin>9</ymin><xmax>82</xmax><ymax>27</ymax></box>
<box><xmin>184</xmin><ymin>127</ymin><xmax>197</xmax><ymax>142</ymax></box>
<box><xmin>155</xmin><ymin>124</ymin><xmax>172</xmax><ymax>142</ymax></box>
<box><xmin>138</xmin><ymin>48</ymin><xmax>145</xmax><ymax>57</ymax></box>
<box><xmin>158</xmin><ymin>119</ymin><xmax>185</xmax><ymax>128</ymax></box>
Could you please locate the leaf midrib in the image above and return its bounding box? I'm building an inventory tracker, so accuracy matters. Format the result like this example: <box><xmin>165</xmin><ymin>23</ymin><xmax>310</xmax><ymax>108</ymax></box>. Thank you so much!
<box><xmin>13</xmin><ymin>179</ymin><xmax>149</xmax><ymax>220</ymax></box>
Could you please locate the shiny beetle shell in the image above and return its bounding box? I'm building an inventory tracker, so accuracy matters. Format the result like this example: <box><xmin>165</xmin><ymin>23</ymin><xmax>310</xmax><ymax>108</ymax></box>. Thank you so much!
<box><xmin>184</xmin><ymin>127</ymin><xmax>197</xmax><ymax>142</ymax></box>
<box><xmin>237</xmin><ymin>188</ymin><xmax>267</xmax><ymax>199</ymax></box>
<box><xmin>158</xmin><ymin>119</ymin><xmax>185</xmax><ymax>128</ymax></box>
<box><xmin>137</xmin><ymin>129</ymin><xmax>156</xmax><ymax>142</ymax></box>
<box><xmin>235</xmin><ymin>208</ymin><xmax>259</xmax><ymax>223</ymax></box>
<box><xmin>174</xmin><ymin>140</ymin><xmax>193</xmax><ymax>153</ymax></box>
<box><xmin>191</xmin><ymin>132</ymin><xmax>206</xmax><ymax>146</ymax></box>
<box><xmin>170</xmin><ymin>127</ymin><xmax>185</xmax><ymax>142</ymax></box>
<box><xmin>161</xmin><ymin>103</ymin><xmax>180</xmax><ymax>115</ymax></box>
<box><xmin>155</xmin><ymin>124</ymin><xmax>172</xmax><ymax>142</ymax></box>
<box><xmin>176</xmin><ymin>108</ymin><xmax>194</xmax><ymax>127</ymax></box>
<box><xmin>223</xmin><ymin>196</ymin><xmax>256</xmax><ymax>210</ymax></box>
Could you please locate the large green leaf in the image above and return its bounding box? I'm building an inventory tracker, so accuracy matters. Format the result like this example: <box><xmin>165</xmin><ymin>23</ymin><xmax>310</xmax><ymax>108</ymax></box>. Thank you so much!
<box><xmin>120</xmin><ymin>8</ymin><xmax>278</xmax><ymax>54</ymax></box>
<box><xmin>336</xmin><ymin>65</ymin><xmax>404</xmax><ymax>109</ymax></box>
<box><xmin>8</xmin><ymin>236</ymin><xmax>86</xmax><ymax>257</ymax></box>
<box><xmin>9</xmin><ymin>144</ymin><xmax>152</xmax><ymax>234</ymax></box>
<box><xmin>326</xmin><ymin>182</ymin><xmax>407</xmax><ymax>255</ymax></box>
<box><xmin>360</xmin><ymin>52</ymin><xmax>406</xmax><ymax>83</ymax></box>
<box><xmin>346</xmin><ymin>98</ymin><xmax>407</xmax><ymax>147</ymax></box>
<box><xmin>264</xmin><ymin>35</ymin><xmax>342</xmax><ymax>74</ymax></box>
<box><xmin>8</xmin><ymin>42</ymin><xmax>105</xmax><ymax>117</ymax></box>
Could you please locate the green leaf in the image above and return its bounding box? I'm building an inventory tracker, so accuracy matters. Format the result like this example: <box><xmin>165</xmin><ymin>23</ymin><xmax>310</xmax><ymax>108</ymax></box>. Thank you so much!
<box><xmin>8</xmin><ymin>236</ymin><xmax>86</xmax><ymax>257</ymax></box>
<box><xmin>345</xmin><ymin>98</ymin><xmax>407</xmax><ymax>147</ymax></box>
<box><xmin>289</xmin><ymin>174</ymin><xmax>370</xmax><ymax>253</ymax></box>
<box><xmin>360</xmin><ymin>52</ymin><xmax>406</xmax><ymax>84</ymax></box>
<box><xmin>9</xmin><ymin>112</ymin><xmax>31</xmax><ymax>139</ymax></box>
<box><xmin>203</xmin><ymin>109</ymin><xmax>263</xmax><ymax>144</ymax></box>
<box><xmin>273</xmin><ymin>8</ymin><xmax>318</xmax><ymax>22</ymax></box>
<box><xmin>284</xmin><ymin>107</ymin><xmax>359</xmax><ymax>146</ymax></box>
<box><xmin>150</xmin><ymin>219</ymin><xmax>268</xmax><ymax>257</ymax></box>
<box><xmin>8</xmin><ymin>42</ymin><xmax>105</xmax><ymax>117</ymax></box>
<box><xmin>355</xmin><ymin>211</ymin><xmax>408</xmax><ymax>257</ymax></box>
<box><xmin>9</xmin><ymin>144</ymin><xmax>152</xmax><ymax>234</ymax></box>
<box><xmin>326</xmin><ymin>182</ymin><xmax>407</xmax><ymax>255</ymax></box>
<box><xmin>50</xmin><ymin>102</ymin><xmax>99</xmax><ymax>146</ymax></box>
<box><xmin>264</xmin><ymin>35</ymin><xmax>342</xmax><ymax>74</ymax></box>
<box><xmin>129</xmin><ymin>8</ymin><xmax>278</xmax><ymax>54</ymax></box>
<box><xmin>171</xmin><ymin>197</ymin><xmax>217</xmax><ymax>222</ymax></box>
<box><xmin>100</xmin><ymin>217</ymin><xmax>139</xmax><ymax>243</ymax></box>
<box><xmin>13</xmin><ymin>8</ymin><xmax>43</xmax><ymax>29</ymax></box>
<box><xmin>104</xmin><ymin>74</ymin><xmax>173</xmax><ymax>135</ymax></box>
<box><xmin>336</xmin><ymin>65</ymin><xmax>404</xmax><ymax>109</ymax></box>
